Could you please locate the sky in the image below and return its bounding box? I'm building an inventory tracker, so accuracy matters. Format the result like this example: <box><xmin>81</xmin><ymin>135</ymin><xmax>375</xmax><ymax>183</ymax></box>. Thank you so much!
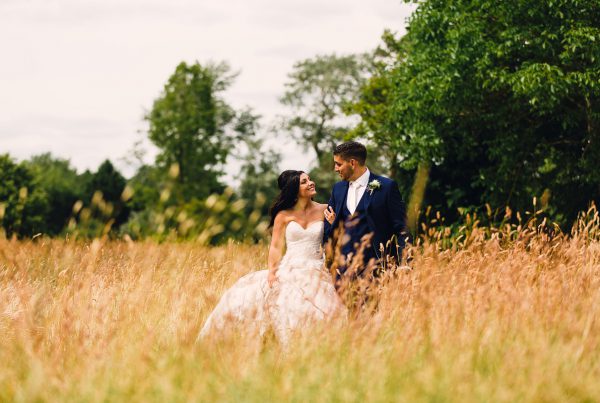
<box><xmin>0</xmin><ymin>0</ymin><xmax>415</xmax><ymax>183</ymax></box>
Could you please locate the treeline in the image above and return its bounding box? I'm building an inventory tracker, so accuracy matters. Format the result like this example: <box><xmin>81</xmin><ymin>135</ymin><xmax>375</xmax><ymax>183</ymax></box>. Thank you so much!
<box><xmin>0</xmin><ymin>155</ymin><xmax>129</xmax><ymax>238</ymax></box>
<box><xmin>0</xmin><ymin>147</ymin><xmax>278</xmax><ymax>242</ymax></box>
<box><xmin>2</xmin><ymin>0</ymin><xmax>600</xmax><ymax>241</ymax></box>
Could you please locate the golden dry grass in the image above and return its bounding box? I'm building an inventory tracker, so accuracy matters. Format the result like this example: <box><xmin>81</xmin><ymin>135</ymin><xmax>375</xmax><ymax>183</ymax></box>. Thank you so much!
<box><xmin>2</xmin><ymin>214</ymin><xmax>600</xmax><ymax>402</ymax></box>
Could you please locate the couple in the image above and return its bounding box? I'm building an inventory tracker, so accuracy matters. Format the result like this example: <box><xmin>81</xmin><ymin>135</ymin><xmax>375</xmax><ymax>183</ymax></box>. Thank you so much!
<box><xmin>198</xmin><ymin>141</ymin><xmax>410</xmax><ymax>345</ymax></box>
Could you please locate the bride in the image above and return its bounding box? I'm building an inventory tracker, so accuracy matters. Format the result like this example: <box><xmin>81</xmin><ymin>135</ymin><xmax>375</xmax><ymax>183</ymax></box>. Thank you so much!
<box><xmin>198</xmin><ymin>170</ymin><xmax>346</xmax><ymax>345</ymax></box>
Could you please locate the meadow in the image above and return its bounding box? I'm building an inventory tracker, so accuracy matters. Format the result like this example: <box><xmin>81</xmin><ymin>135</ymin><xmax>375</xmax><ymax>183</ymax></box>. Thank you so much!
<box><xmin>1</xmin><ymin>209</ymin><xmax>600</xmax><ymax>402</ymax></box>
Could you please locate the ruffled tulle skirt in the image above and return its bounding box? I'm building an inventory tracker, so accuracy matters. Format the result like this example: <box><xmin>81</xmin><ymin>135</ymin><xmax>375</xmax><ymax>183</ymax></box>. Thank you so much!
<box><xmin>198</xmin><ymin>257</ymin><xmax>347</xmax><ymax>345</ymax></box>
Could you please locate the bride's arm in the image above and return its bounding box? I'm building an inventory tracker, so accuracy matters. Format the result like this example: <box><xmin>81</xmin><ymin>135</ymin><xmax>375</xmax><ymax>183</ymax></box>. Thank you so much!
<box><xmin>267</xmin><ymin>214</ymin><xmax>286</xmax><ymax>287</ymax></box>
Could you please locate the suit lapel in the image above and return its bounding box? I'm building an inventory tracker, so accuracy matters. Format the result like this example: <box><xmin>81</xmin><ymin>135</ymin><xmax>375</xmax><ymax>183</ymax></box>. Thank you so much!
<box><xmin>335</xmin><ymin>182</ymin><xmax>349</xmax><ymax>218</ymax></box>
<box><xmin>363</xmin><ymin>172</ymin><xmax>377</xmax><ymax>211</ymax></box>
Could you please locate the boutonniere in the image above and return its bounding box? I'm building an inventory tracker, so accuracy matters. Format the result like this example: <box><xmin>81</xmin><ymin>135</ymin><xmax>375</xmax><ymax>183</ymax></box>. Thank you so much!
<box><xmin>367</xmin><ymin>179</ymin><xmax>381</xmax><ymax>195</ymax></box>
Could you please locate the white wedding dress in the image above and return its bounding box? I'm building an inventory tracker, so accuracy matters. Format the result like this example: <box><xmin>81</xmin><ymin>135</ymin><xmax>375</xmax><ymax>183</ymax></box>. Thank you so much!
<box><xmin>198</xmin><ymin>220</ymin><xmax>347</xmax><ymax>345</ymax></box>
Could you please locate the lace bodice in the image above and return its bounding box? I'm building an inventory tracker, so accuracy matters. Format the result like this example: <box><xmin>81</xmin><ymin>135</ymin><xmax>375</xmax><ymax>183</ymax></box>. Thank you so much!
<box><xmin>279</xmin><ymin>220</ymin><xmax>324</xmax><ymax>271</ymax></box>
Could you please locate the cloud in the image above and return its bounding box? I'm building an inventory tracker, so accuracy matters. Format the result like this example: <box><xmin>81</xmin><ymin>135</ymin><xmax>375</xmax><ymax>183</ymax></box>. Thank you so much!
<box><xmin>1</xmin><ymin>0</ymin><xmax>228</xmax><ymax>25</ymax></box>
<box><xmin>251</xmin><ymin>0</ymin><xmax>354</xmax><ymax>28</ymax></box>
<box><xmin>0</xmin><ymin>0</ymin><xmax>415</xmax><ymax>180</ymax></box>
<box><xmin>0</xmin><ymin>115</ymin><xmax>141</xmax><ymax>172</ymax></box>
<box><xmin>255</xmin><ymin>44</ymin><xmax>317</xmax><ymax>59</ymax></box>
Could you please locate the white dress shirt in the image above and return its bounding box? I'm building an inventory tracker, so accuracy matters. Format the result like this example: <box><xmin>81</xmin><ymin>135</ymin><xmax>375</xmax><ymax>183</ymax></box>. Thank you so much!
<box><xmin>346</xmin><ymin>168</ymin><xmax>370</xmax><ymax>215</ymax></box>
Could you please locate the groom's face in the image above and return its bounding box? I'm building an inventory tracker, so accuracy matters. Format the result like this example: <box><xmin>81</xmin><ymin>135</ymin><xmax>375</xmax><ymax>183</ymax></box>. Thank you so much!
<box><xmin>333</xmin><ymin>155</ymin><xmax>355</xmax><ymax>181</ymax></box>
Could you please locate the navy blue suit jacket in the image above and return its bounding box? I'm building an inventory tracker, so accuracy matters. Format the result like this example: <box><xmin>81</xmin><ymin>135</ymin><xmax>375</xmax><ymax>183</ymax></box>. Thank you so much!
<box><xmin>323</xmin><ymin>172</ymin><xmax>411</xmax><ymax>262</ymax></box>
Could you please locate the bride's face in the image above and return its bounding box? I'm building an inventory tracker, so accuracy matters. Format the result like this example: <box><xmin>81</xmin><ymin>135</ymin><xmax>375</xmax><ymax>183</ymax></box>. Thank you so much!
<box><xmin>298</xmin><ymin>173</ymin><xmax>316</xmax><ymax>198</ymax></box>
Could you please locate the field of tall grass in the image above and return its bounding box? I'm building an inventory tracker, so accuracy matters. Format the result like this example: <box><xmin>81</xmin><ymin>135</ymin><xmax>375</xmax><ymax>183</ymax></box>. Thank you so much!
<box><xmin>2</xmin><ymin>208</ymin><xmax>600</xmax><ymax>402</ymax></box>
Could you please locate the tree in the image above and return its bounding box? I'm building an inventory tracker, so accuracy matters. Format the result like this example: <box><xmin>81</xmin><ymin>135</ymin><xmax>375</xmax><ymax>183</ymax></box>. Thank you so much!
<box><xmin>146</xmin><ymin>61</ymin><xmax>237</xmax><ymax>201</ymax></box>
<box><xmin>280</xmin><ymin>54</ymin><xmax>370</xmax><ymax>200</ymax></box>
<box><xmin>349</xmin><ymin>31</ymin><xmax>416</xmax><ymax>180</ymax></box>
<box><xmin>126</xmin><ymin>164</ymin><xmax>163</xmax><ymax>213</ymax></box>
<box><xmin>83</xmin><ymin>160</ymin><xmax>130</xmax><ymax>227</ymax></box>
<box><xmin>355</xmin><ymin>0</ymin><xmax>600</xmax><ymax>226</ymax></box>
<box><xmin>24</xmin><ymin>153</ymin><xmax>83</xmax><ymax>235</ymax></box>
<box><xmin>281</xmin><ymin>53</ymin><xmax>370</xmax><ymax>159</ymax></box>
<box><xmin>237</xmin><ymin>120</ymin><xmax>282</xmax><ymax>219</ymax></box>
<box><xmin>0</xmin><ymin>154</ymin><xmax>49</xmax><ymax>238</ymax></box>
<box><xmin>349</xmin><ymin>31</ymin><xmax>434</xmax><ymax>230</ymax></box>
<box><xmin>225</xmin><ymin>108</ymin><xmax>280</xmax><ymax>238</ymax></box>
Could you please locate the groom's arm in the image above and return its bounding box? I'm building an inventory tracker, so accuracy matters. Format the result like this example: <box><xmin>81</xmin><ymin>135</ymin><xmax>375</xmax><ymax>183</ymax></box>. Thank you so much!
<box><xmin>387</xmin><ymin>180</ymin><xmax>412</xmax><ymax>250</ymax></box>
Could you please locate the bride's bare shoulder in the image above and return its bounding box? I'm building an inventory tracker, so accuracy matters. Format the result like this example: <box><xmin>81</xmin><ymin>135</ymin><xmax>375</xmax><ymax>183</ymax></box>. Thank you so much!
<box><xmin>274</xmin><ymin>210</ymin><xmax>293</xmax><ymax>225</ymax></box>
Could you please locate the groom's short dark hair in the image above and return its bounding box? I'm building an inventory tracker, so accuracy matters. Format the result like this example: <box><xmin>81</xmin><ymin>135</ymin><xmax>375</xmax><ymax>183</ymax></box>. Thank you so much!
<box><xmin>333</xmin><ymin>141</ymin><xmax>367</xmax><ymax>165</ymax></box>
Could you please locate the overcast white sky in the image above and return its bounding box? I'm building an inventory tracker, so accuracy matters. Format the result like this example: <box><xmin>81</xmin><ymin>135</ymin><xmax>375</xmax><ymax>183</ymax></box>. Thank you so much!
<box><xmin>0</xmin><ymin>0</ymin><xmax>414</xmax><ymax>182</ymax></box>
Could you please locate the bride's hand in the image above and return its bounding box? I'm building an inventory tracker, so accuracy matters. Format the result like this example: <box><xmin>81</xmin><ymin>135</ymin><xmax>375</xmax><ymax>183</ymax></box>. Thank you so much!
<box><xmin>267</xmin><ymin>270</ymin><xmax>278</xmax><ymax>287</ymax></box>
<box><xmin>324</xmin><ymin>206</ymin><xmax>336</xmax><ymax>224</ymax></box>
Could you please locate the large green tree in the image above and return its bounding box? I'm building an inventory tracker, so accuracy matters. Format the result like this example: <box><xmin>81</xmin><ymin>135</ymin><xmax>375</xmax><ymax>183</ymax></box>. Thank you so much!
<box><xmin>355</xmin><ymin>0</ymin><xmax>600</xmax><ymax>226</ymax></box>
<box><xmin>24</xmin><ymin>153</ymin><xmax>83</xmax><ymax>235</ymax></box>
<box><xmin>146</xmin><ymin>61</ymin><xmax>237</xmax><ymax>201</ymax></box>
<box><xmin>0</xmin><ymin>154</ymin><xmax>49</xmax><ymax>238</ymax></box>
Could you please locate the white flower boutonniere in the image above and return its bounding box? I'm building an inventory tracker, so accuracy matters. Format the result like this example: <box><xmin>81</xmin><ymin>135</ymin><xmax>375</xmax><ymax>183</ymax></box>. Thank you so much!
<box><xmin>367</xmin><ymin>179</ymin><xmax>381</xmax><ymax>195</ymax></box>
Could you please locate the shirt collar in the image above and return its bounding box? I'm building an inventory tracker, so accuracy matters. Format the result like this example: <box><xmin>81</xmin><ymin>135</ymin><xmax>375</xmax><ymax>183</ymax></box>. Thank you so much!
<box><xmin>350</xmin><ymin>168</ymin><xmax>370</xmax><ymax>187</ymax></box>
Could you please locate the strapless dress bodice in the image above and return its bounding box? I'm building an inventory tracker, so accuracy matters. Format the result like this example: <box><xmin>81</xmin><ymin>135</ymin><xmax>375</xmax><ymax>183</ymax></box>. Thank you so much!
<box><xmin>280</xmin><ymin>220</ymin><xmax>325</xmax><ymax>272</ymax></box>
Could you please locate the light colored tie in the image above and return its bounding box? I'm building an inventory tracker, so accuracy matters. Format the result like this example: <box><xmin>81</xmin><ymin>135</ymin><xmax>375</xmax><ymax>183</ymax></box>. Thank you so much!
<box><xmin>347</xmin><ymin>182</ymin><xmax>359</xmax><ymax>215</ymax></box>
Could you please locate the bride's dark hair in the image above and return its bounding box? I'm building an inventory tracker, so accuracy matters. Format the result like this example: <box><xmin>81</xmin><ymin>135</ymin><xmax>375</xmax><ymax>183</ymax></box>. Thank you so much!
<box><xmin>269</xmin><ymin>170</ymin><xmax>304</xmax><ymax>227</ymax></box>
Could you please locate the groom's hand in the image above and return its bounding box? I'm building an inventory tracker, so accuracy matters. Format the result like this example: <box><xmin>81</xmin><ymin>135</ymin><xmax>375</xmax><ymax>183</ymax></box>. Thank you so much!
<box><xmin>324</xmin><ymin>206</ymin><xmax>336</xmax><ymax>224</ymax></box>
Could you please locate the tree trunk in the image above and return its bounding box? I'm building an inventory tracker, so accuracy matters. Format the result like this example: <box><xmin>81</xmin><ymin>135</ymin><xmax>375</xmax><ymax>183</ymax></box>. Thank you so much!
<box><xmin>407</xmin><ymin>162</ymin><xmax>430</xmax><ymax>235</ymax></box>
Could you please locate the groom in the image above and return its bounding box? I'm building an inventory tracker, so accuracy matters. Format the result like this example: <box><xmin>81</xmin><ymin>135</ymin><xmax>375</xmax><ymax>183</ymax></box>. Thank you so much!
<box><xmin>323</xmin><ymin>141</ymin><xmax>411</xmax><ymax>283</ymax></box>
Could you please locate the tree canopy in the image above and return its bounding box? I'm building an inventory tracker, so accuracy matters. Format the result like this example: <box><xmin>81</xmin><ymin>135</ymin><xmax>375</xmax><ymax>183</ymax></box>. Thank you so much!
<box><xmin>353</xmin><ymin>0</ymin><xmax>600</xmax><ymax>225</ymax></box>
<box><xmin>0</xmin><ymin>154</ymin><xmax>49</xmax><ymax>238</ymax></box>
<box><xmin>24</xmin><ymin>153</ymin><xmax>82</xmax><ymax>235</ymax></box>
<box><xmin>280</xmin><ymin>53</ymin><xmax>370</xmax><ymax>200</ymax></box>
<box><xmin>146</xmin><ymin>61</ymin><xmax>237</xmax><ymax>201</ymax></box>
